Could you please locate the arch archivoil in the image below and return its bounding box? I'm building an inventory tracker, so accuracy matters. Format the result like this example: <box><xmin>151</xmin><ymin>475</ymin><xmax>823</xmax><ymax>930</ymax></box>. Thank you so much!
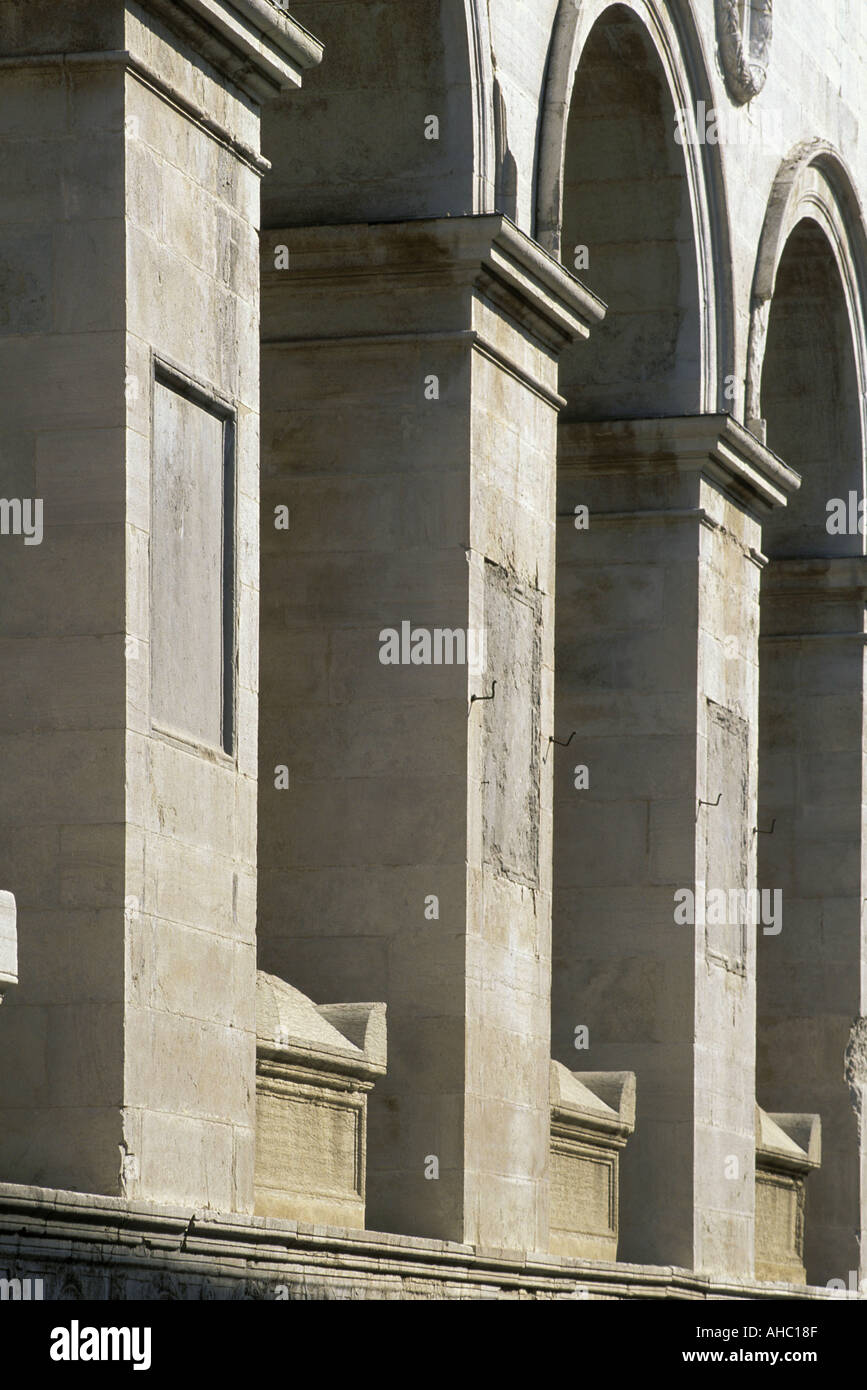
<box><xmin>746</xmin><ymin>143</ymin><xmax>867</xmax><ymax>494</ymax></box>
<box><xmin>536</xmin><ymin>0</ymin><xmax>734</xmax><ymax>413</ymax></box>
<box><xmin>753</xmin><ymin>143</ymin><xmax>867</xmax><ymax>1284</ymax></box>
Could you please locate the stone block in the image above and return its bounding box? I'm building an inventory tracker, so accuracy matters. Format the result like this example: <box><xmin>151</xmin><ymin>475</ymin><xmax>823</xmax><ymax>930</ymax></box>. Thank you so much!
<box><xmin>755</xmin><ymin>1108</ymin><xmax>821</xmax><ymax>1284</ymax></box>
<box><xmin>254</xmin><ymin>972</ymin><xmax>386</xmax><ymax>1227</ymax></box>
<box><xmin>548</xmin><ymin>1063</ymin><xmax>636</xmax><ymax>1260</ymax></box>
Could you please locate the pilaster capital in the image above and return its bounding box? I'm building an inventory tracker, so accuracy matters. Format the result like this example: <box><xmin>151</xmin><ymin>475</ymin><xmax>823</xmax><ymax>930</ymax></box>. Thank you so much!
<box><xmin>760</xmin><ymin>555</ymin><xmax>867</xmax><ymax>639</ymax></box>
<box><xmin>762</xmin><ymin>554</ymin><xmax>867</xmax><ymax>596</ymax></box>
<box><xmin>558</xmin><ymin>414</ymin><xmax>800</xmax><ymax>514</ymax></box>
<box><xmin>262</xmin><ymin>214</ymin><xmax>605</xmax><ymax>359</ymax></box>
<box><xmin>139</xmin><ymin>0</ymin><xmax>323</xmax><ymax>99</ymax></box>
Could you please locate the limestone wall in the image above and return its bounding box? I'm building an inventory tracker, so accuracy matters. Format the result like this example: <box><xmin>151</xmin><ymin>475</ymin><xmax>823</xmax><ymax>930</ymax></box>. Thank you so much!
<box><xmin>0</xmin><ymin>0</ymin><xmax>320</xmax><ymax>1209</ymax></box>
<box><xmin>0</xmin><ymin>33</ymin><xmax>129</xmax><ymax>1193</ymax></box>
<box><xmin>1</xmin><ymin>0</ymin><xmax>866</xmax><ymax>1300</ymax></box>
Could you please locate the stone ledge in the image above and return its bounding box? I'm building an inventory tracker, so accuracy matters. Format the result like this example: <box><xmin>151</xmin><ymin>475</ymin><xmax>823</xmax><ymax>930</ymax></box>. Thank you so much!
<box><xmin>0</xmin><ymin>1184</ymin><xmax>855</xmax><ymax>1300</ymax></box>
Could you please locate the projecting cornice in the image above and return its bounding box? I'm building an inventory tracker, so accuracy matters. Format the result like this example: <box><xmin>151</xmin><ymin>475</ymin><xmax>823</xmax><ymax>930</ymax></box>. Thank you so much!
<box><xmin>558</xmin><ymin>414</ymin><xmax>800</xmax><ymax>514</ymax></box>
<box><xmin>139</xmin><ymin>0</ymin><xmax>323</xmax><ymax>100</ymax></box>
<box><xmin>262</xmin><ymin>215</ymin><xmax>606</xmax><ymax>356</ymax></box>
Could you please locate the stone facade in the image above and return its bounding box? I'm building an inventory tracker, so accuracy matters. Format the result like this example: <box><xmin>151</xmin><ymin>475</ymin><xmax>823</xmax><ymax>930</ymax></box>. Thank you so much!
<box><xmin>0</xmin><ymin>0</ymin><xmax>866</xmax><ymax>1300</ymax></box>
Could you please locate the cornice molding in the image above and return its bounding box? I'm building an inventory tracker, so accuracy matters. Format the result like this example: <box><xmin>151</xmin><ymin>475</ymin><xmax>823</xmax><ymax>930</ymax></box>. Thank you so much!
<box><xmin>262</xmin><ymin>215</ymin><xmax>606</xmax><ymax>358</ymax></box>
<box><xmin>138</xmin><ymin>0</ymin><xmax>323</xmax><ymax>100</ymax></box>
<box><xmin>558</xmin><ymin>414</ymin><xmax>800</xmax><ymax>514</ymax></box>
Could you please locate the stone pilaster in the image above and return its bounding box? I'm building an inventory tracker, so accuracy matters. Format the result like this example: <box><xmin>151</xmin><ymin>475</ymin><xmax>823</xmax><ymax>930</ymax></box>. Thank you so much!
<box><xmin>258</xmin><ymin>215</ymin><xmax>603</xmax><ymax>1249</ymax></box>
<box><xmin>553</xmin><ymin>415</ymin><xmax>797</xmax><ymax>1276</ymax></box>
<box><xmin>757</xmin><ymin>557</ymin><xmax>867</xmax><ymax>1284</ymax></box>
<box><xmin>0</xmin><ymin>0</ymin><xmax>320</xmax><ymax>1208</ymax></box>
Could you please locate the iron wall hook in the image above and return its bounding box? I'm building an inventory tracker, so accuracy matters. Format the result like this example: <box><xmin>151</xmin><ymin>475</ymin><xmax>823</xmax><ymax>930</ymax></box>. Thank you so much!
<box><xmin>754</xmin><ymin>818</ymin><xmax>776</xmax><ymax>835</ymax></box>
<box><xmin>468</xmin><ymin>679</ymin><xmax>497</xmax><ymax>715</ymax></box>
<box><xmin>544</xmin><ymin>730</ymin><xmax>577</xmax><ymax>763</ymax></box>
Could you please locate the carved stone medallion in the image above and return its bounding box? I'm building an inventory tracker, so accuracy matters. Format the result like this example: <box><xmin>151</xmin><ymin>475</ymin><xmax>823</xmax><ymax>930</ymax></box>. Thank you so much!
<box><xmin>716</xmin><ymin>0</ymin><xmax>772</xmax><ymax>103</ymax></box>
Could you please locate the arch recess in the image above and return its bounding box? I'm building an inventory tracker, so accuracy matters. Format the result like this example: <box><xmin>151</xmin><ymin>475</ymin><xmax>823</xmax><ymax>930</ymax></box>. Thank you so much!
<box><xmin>262</xmin><ymin>0</ymin><xmax>496</xmax><ymax>225</ymax></box>
<box><xmin>536</xmin><ymin>0</ymin><xmax>733</xmax><ymax>414</ymax></box>
<box><xmin>746</xmin><ymin>142</ymin><xmax>867</xmax><ymax>455</ymax></box>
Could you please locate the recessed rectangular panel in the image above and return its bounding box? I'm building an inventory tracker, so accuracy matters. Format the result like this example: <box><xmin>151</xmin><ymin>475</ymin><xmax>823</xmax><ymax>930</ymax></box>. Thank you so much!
<box><xmin>151</xmin><ymin>373</ymin><xmax>233</xmax><ymax>752</ymax></box>
<box><xmin>481</xmin><ymin>566</ymin><xmax>541</xmax><ymax>887</ymax></box>
<box><xmin>704</xmin><ymin>699</ymin><xmax>749</xmax><ymax>970</ymax></box>
<box><xmin>255</xmin><ymin>1090</ymin><xmax>361</xmax><ymax>1198</ymax></box>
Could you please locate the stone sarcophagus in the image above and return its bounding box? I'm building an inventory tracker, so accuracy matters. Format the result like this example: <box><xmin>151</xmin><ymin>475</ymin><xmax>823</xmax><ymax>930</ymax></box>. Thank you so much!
<box><xmin>549</xmin><ymin>1064</ymin><xmax>636</xmax><ymax>1260</ymax></box>
<box><xmin>254</xmin><ymin>972</ymin><xmax>386</xmax><ymax>1228</ymax></box>
<box><xmin>755</xmin><ymin>1107</ymin><xmax>821</xmax><ymax>1284</ymax></box>
<box><xmin>0</xmin><ymin>893</ymin><xmax>16</xmax><ymax>1004</ymax></box>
